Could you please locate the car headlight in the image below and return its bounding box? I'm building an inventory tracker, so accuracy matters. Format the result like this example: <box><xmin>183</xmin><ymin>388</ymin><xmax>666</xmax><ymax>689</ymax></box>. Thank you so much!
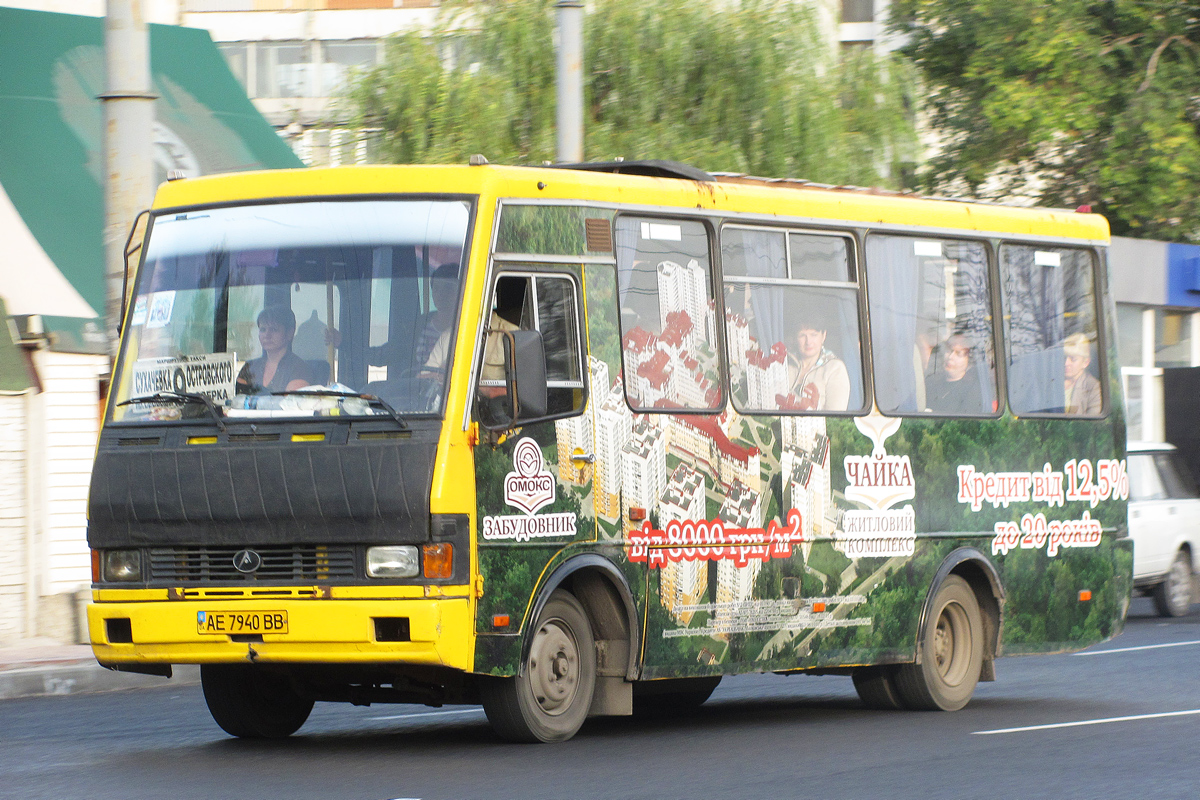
<box><xmin>366</xmin><ymin>546</ymin><xmax>419</xmax><ymax>578</ymax></box>
<box><xmin>103</xmin><ymin>550</ymin><xmax>142</xmax><ymax>582</ymax></box>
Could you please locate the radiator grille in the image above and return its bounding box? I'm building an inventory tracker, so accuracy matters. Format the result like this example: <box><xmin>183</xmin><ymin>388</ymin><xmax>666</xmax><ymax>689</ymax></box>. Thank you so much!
<box><xmin>148</xmin><ymin>545</ymin><xmax>356</xmax><ymax>583</ymax></box>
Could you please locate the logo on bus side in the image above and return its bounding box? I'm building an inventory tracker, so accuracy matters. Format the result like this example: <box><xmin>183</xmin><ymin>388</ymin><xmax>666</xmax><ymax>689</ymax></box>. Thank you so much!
<box><xmin>504</xmin><ymin>438</ymin><xmax>556</xmax><ymax>514</ymax></box>
<box><xmin>482</xmin><ymin>437</ymin><xmax>578</xmax><ymax>542</ymax></box>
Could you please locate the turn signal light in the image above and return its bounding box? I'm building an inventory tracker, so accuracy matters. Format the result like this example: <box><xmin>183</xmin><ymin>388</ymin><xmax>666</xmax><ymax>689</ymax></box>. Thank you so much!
<box><xmin>492</xmin><ymin>614</ymin><xmax>511</xmax><ymax>628</ymax></box>
<box><xmin>628</xmin><ymin>507</ymin><xmax>647</xmax><ymax>521</ymax></box>
<box><xmin>422</xmin><ymin>543</ymin><xmax>454</xmax><ymax>580</ymax></box>
<box><xmin>811</xmin><ymin>602</ymin><xmax>827</xmax><ymax>613</ymax></box>
<box><xmin>1078</xmin><ymin>590</ymin><xmax>1092</xmax><ymax>602</ymax></box>
<box><xmin>91</xmin><ymin>549</ymin><xmax>101</xmax><ymax>583</ymax></box>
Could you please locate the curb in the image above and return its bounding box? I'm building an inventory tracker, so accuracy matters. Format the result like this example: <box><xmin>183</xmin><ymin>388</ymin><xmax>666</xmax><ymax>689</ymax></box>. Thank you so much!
<box><xmin>0</xmin><ymin>662</ymin><xmax>200</xmax><ymax>701</ymax></box>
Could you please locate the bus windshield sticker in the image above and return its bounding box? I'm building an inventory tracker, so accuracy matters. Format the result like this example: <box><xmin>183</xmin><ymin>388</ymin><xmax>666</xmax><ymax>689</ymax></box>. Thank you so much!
<box><xmin>131</xmin><ymin>352</ymin><xmax>238</xmax><ymax>404</ymax></box>
<box><xmin>913</xmin><ymin>240</ymin><xmax>942</xmax><ymax>257</ymax></box>
<box><xmin>130</xmin><ymin>295</ymin><xmax>148</xmax><ymax>326</ymax></box>
<box><xmin>145</xmin><ymin>291</ymin><xmax>175</xmax><ymax>329</ymax></box>
<box><xmin>1034</xmin><ymin>250</ymin><xmax>1062</xmax><ymax>267</ymax></box>
<box><xmin>482</xmin><ymin>437</ymin><xmax>578</xmax><ymax>542</ymax></box>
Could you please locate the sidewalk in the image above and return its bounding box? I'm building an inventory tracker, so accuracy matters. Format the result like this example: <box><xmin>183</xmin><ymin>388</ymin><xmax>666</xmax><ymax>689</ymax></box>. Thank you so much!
<box><xmin>0</xmin><ymin>639</ymin><xmax>199</xmax><ymax>701</ymax></box>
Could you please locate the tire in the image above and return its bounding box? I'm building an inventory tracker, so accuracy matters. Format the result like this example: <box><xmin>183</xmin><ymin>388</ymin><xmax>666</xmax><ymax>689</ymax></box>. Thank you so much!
<box><xmin>852</xmin><ymin>666</ymin><xmax>904</xmax><ymax>710</ymax></box>
<box><xmin>481</xmin><ymin>590</ymin><xmax>596</xmax><ymax>743</ymax></box>
<box><xmin>1153</xmin><ymin>550</ymin><xmax>1194</xmax><ymax>617</ymax></box>
<box><xmin>632</xmin><ymin>676</ymin><xmax>721</xmax><ymax>716</ymax></box>
<box><xmin>894</xmin><ymin>576</ymin><xmax>983</xmax><ymax>711</ymax></box>
<box><xmin>201</xmin><ymin>664</ymin><xmax>314</xmax><ymax>739</ymax></box>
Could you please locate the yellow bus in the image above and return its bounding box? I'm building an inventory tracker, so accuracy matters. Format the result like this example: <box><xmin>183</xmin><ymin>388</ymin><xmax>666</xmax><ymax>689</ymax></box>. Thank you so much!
<box><xmin>88</xmin><ymin>161</ymin><xmax>1131</xmax><ymax>742</ymax></box>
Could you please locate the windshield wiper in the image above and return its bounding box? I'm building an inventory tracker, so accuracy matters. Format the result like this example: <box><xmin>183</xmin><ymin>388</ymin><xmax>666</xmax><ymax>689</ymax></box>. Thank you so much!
<box><xmin>270</xmin><ymin>389</ymin><xmax>409</xmax><ymax>429</ymax></box>
<box><xmin>117</xmin><ymin>391</ymin><xmax>227</xmax><ymax>431</ymax></box>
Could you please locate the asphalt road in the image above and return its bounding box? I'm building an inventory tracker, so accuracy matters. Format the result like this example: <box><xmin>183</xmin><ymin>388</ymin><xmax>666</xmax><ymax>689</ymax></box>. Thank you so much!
<box><xmin>3</xmin><ymin>595</ymin><xmax>1198</xmax><ymax>800</ymax></box>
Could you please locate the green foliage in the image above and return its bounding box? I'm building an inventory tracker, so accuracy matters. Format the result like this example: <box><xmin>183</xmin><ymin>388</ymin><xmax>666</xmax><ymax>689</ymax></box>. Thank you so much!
<box><xmin>349</xmin><ymin>0</ymin><xmax>918</xmax><ymax>186</ymax></box>
<box><xmin>890</xmin><ymin>0</ymin><xmax>1200</xmax><ymax>241</ymax></box>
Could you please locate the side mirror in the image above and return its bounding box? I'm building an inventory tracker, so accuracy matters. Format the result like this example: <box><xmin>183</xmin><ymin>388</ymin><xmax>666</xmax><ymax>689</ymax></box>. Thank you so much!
<box><xmin>477</xmin><ymin>329</ymin><xmax>548</xmax><ymax>430</ymax></box>
<box><xmin>509</xmin><ymin>329</ymin><xmax>548</xmax><ymax>421</ymax></box>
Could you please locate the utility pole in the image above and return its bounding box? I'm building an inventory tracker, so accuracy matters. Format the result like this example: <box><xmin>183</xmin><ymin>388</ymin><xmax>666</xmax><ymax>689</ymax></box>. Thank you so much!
<box><xmin>101</xmin><ymin>0</ymin><xmax>155</xmax><ymax>350</ymax></box>
<box><xmin>555</xmin><ymin>0</ymin><xmax>583</xmax><ymax>164</ymax></box>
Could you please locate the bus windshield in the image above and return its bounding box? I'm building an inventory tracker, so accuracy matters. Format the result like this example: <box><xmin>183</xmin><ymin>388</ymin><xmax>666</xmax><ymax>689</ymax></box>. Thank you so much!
<box><xmin>110</xmin><ymin>198</ymin><xmax>472</xmax><ymax>423</ymax></box>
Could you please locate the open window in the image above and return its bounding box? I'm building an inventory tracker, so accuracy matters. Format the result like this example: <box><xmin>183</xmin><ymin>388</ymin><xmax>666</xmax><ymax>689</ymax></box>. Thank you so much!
<box><xmin>475</xmin><ymin>272</ymin><xmax>586</xmax><ymax>429</ymax></box>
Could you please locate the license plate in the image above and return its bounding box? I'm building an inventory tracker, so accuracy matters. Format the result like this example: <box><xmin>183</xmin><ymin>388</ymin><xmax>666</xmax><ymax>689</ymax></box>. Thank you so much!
<box><xmin>196</xmin><ymin>610</ymin><xmax>288</xmax><ymax>635</ymax></box>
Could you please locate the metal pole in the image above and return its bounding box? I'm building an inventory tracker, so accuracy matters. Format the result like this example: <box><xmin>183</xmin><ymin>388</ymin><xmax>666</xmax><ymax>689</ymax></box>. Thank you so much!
<box><xmin>102</xmin><ymin>0</ymin><xmax>155</xmax><ymax>352</ymax></box>
<box><xmin>555</xmin><ymin>0</ymin><xmax>584</xmax><ymax>164</ymax></box>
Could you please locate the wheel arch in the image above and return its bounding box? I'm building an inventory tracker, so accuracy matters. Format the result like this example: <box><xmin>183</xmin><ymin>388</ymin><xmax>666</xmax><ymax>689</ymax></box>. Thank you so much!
<box><xmin>522</xmin><ymin>554</ymin><xmax>640</xmax><ymax>681</ymax></box>
<box><xmin>916</xmin><ymin>547</ymin><xmax>1004</xmax><ymax>678</ymax></box>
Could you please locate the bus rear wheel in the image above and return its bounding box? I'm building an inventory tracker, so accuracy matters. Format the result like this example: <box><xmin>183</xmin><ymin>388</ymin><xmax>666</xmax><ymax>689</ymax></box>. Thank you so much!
<box><xmin>481</xmin><ymin>590</ymin><xmax>596</xmax><ymax>743</ymax></box>
<box><xmin>201</xmin><ymin>664</ymin><xmax>314</xmax><ymax>738</ymax></box>
<box><xmin>894</xmin><ymin>575</ymin><xmax>983</xmax><ymax>711</ymax></box>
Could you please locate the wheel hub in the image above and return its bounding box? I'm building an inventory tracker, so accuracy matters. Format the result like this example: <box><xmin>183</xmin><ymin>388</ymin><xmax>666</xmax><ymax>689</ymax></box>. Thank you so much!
<box><xmin>528</xmin><ymin>620</ymin><xmax>579</xmax><ymax>716</ymax></box>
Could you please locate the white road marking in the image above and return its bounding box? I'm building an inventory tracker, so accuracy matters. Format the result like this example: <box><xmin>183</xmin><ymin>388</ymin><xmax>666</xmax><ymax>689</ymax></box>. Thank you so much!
<box><xmin>368</xmin><ymin>708</ymin><xmax>484</xmax><ymax>722</ymax></box>
<box><xmin>973</xmin><ymin>709</ymin><xmax>1200</xmax><ymax>735</ymax></box>
<box><xmin>1072</xmin><ymin>639</ymin><xmax>1200</xmax><ymax>656</ymax></box>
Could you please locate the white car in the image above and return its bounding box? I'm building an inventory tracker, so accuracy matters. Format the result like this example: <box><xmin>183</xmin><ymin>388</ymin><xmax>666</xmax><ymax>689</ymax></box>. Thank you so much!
<box><xmin>1128</xmin><ymin>442</ymin><xmax>1200</xmax><ymax>616</ymax></box>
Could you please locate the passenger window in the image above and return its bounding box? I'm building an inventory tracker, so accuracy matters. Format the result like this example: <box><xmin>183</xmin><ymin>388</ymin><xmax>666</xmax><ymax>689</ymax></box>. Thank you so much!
<box><xmin>999</xmin><ymin>245</ymin><xmax>1102</xmax><ymax>416</ymax></box>
<box><xmin>1128</xmin><ymin>454</ymin><xmax>1167</xmax><ymax>502</ymax></box>
<box><xmin>1155</xmin><ymin>453</ymin><xmax>1199</xmax><ymax>500</ymax></box>
<box><xmin>866</xmin><ymin>235</ymin><xmax>997</xmax><ymax>415</ymax></box>
<box><xmin>475</xmin><ymin>272</ymin><xmax>585</xmax><ymax>428</ymax></box>
<box><xmin>722</xmin><ymin>226</ymin><xmax>864</xmax><ymax>413</ymax></box>
<box><xmin>614</xmin><ymin>217</ymin><xmax>722</xmax><ymax>411</ymax></box>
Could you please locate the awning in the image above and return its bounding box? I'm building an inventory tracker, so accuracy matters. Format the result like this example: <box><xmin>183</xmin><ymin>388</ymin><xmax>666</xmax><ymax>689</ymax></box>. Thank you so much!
<box><xmin>0</xmin><ymin>7</ymin><xmax>304</xmax><ymax>354</ymax></box>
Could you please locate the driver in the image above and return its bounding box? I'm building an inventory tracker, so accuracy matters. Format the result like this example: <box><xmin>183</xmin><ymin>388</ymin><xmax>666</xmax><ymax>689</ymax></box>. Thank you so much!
<box><xmin>236</xmin><ymin>305</ymin><xmax>313</xmax><ymax>394</ymax></box>
<box><xmin>412</xmin><ymin>264</ymin><xmax>461</xmax><ymax>380</ymax></box>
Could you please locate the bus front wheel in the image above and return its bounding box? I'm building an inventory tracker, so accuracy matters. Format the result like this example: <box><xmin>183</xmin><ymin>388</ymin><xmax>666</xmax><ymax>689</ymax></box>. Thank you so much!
<box><xmin>200</xmin><ymin>664</ymin><xmax>314</xmax><ymax>738</ymax></box>
<box><xmin>894</xmin><ymin>575</ymin><xmax>983</xmax><ymax>711</ymax></box>
<box><xmin>481</xmin><ymin>590</ymin><xmax>596</xmax><ymax>743</ymax></box>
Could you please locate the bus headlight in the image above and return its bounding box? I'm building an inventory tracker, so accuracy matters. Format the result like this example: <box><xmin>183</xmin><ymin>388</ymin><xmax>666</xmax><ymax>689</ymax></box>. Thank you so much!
<box><xmin>103</xmin><ymin>550</ymin><xmax>142</xmax><ymax>582</ymax></box>
<box><xmin>366</xmin><ymin>546</ymin><xmax>419</xmax><ymax>578</ymax></box>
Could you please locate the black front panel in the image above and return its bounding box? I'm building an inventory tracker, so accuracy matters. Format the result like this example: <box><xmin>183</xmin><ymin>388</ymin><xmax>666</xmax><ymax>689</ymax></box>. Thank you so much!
<box><xmin>88</xmin><ymin>426</ymin><xmax>437</xmax><ymax>548</ymax></box>
<box><xmin>148</xmin><ymin>544</ymin><xmax>357</xmax><ymax>582</ymax></box>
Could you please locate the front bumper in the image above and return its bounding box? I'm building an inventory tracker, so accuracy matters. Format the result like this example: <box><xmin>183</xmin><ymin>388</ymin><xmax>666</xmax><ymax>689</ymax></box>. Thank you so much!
<box><xmin>88</xmin><ymin>590</ymin><xmax>473</xmax><ymax>671</ymax></box>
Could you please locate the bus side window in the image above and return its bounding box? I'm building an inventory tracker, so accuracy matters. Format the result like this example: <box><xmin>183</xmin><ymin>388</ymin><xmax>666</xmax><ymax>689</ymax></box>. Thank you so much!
<box><xmin>999</xmin><ymin>245</ymin><xmax>1102</xmax><ymax>416</ymax></box>
<box><xmin>614</xmin><ymin>216</ymin><xmax>722</xmax><ymax>412</ymax></box>
<box><xmin>865</xmin><ymin>235</ymin><xmax>997</xmax><ymax>416</ymax></box>
<box><xmin>476</xmin><ymin>273</ymin><xmax>585</xmax><ymax>428</ymax></box>
<box><xmin>722</xmin><ymin>227</ymin><xmax>865</xmax><ymax>414</ymax></box>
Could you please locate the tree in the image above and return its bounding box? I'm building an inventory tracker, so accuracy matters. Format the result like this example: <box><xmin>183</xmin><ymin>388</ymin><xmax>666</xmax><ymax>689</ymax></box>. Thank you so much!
<box><xmin>348</xmin><ymin>0</ymin><xmax>918</xmax><ymax>187</ymax></box>
<box><xmin>890</xmin><ymin>0</ymin><xmax>1200</xmax><ymax>242</ymax></box>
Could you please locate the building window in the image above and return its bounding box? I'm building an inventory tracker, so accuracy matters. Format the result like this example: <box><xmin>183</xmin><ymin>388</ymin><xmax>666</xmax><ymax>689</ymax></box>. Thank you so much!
<box><xmin>1155</xmin><ymin>309</ymin><xmax>1193</xmax><ymax>368</ymax></box>
<box><xmin>841</xmin><ymin>0</ymin><xmax>874</xmax><ymax>23</ymax></box>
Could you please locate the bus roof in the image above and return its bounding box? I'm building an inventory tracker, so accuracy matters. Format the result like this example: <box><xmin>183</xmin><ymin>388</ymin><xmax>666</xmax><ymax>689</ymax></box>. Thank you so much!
<box><xmin>150</xmin><ymin>162</ymin><xmax>1111</xmax><ymax>244</ymax></box>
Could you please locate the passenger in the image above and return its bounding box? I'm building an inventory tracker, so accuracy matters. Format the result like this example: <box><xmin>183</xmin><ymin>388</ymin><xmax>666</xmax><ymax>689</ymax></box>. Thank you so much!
<box><xmin>789</xmin><ymin>314</ymin><xmax>850</xmax><ymax>411</ymax></box>
<box><xmin>1063</xmin><ymin>332</ymin><xmax>1101</xmax><ymax>415</ymax></box>
<box><xmin>413</xmin><ymin>264</ymin><xmax>463</xmax><ymax>379</ymax></box>
<box><xmin>236</xmin><ymin>305</ymin><xmax>313</xmax><ymax>394</ymax></box>
<box><xmin>925</xmin><ymin>334</ymin><xmax>983</xmax><ymax>413</ymax></box>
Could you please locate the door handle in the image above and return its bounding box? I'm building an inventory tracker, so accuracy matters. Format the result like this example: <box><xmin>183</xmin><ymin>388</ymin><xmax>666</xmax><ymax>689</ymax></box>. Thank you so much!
<box><xmin>571</xmin><ymin>452</ymin><xmax>595</xmax><ymax>463</ymax></box>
